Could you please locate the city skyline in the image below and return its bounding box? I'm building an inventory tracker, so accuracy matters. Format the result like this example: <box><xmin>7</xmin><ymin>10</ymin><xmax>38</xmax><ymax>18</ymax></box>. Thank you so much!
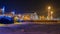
<box><xmin>0</xmin><ymin>0</ymin><xmax>60</xmax><ymax>17</ymax></box>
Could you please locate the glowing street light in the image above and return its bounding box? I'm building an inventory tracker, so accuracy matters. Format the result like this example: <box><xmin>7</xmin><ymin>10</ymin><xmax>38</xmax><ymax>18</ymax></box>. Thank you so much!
<box><xmin>51</xmin><ymin>11</ymin><xmax>53</xmax><ymax>14</ymax></box>
<box><xmin>47</xmin><ymin>6</ymin><xmax>51</xmax><ymax>20</ymax></box>
<box><xmin>48</xmin><ymin>6</ymin><xmax>51</xmax><ymax>10</ymax></box>
<box><xmin>51</xmin><ymin>11</ymin><xmax>53</xmax><ymax>19</ymax></box>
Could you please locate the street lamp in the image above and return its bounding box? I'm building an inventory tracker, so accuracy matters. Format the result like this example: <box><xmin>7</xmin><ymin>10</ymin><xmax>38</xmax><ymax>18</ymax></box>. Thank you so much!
<box><xmin>47</xmin><ymin>6</ymin><xmax>51</xmax><ymax>20</ymax></box>
<box><xmin>48</xmin><ymin>6</ymin><xmax>51</xmax><ymax>10</ymax></box>
<box><xmin>51</xmin><ymin>11</ymin><xmax>53</xmax><ymax>19</ymax></box>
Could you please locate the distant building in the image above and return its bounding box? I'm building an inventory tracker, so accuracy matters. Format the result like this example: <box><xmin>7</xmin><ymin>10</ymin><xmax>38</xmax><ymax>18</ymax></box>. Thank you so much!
<box><xmin>39</xmin><ymin>16</ymin><xmax>45</xmax><ymax>20</ymax></box>
<box><xmin>22</xmin><ymin>12</ymin><xmax>39</xmax><ymax>20</ymax></box>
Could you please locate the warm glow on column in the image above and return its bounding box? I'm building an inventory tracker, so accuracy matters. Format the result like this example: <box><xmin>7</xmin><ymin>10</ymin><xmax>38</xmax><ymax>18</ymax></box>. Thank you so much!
<box><xmin>51</xmin><ymin>11</ymin><xmax>53</xmax><ymax>19</ymax></box>
<box><xmin>51</xmin><ymin>11</ymin><xmax>53</xmax><ymax>14</ymax></box>
<box><xmin>48</xmin><ymin>6</ymin><xmax>51</xmax><ymax>10</ymax></box>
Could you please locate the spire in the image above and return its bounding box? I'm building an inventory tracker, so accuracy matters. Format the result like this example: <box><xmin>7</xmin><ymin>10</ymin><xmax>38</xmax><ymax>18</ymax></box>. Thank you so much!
<box><xmin>1</xmin><ymin>6</ymin><xmax>5</xmax><ymax>15</ymax></box>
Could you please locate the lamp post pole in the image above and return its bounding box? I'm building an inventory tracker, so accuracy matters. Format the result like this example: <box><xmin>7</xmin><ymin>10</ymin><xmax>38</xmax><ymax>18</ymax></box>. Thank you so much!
<box><xmin>47</xmin><ymin>6</ymin><xmax>51</xmax><ymax>20</ymax></box>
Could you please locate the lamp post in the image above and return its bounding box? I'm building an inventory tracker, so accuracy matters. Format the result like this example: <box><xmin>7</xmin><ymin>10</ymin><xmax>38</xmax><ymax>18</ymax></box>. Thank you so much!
<box><xmin>48</xmin><ymin>6</ymin><xmax>51</xmax><ymax>10</ymax></box>
<box><xmin>47</xmin><ymin>6</ymin><xmax>51</xmax><ymax>20</ymax></box>
<box><xmin>47</xmin><ymin>6</ymin><xmax>54</xmax><ymax>20</ymax></box>
<box><xmin>51</xmin><ymin>11</ymin><xmax>53</xmax><ymax>19</ymax></box>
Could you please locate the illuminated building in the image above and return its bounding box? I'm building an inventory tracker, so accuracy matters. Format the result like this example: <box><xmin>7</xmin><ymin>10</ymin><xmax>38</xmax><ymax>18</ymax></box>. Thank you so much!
<box><xmin>33</xmin><ymin>12</ymin><xmax>38</xmax><ymax>20</ymax></box>
<box><xmin>22</xmin><ymin>12</ymin><xmax>38</xmax><ymax>20</ymax></box>
<box><xmin>23</xmin><ymin>15</ymin><xmax>31</xmax><ymax>20</ymax></box>
<box><xmin>18</xmin><ymin>14</ymin><xmax>23</xmax><ymax>20</ymax></box>
<box><xmin>14</xmin><ymin>16</ymin><xmax>19</xmax><ymax>23</ymax></box>
<box><xmin>39</xmin><ymin>16</ymin><xmax>45</xmax><ymax>20</ymax></box>
<box><xmin>51</xmin><ymin>11</ymin><xmax>53</xmax><ymax>19</ymax></box>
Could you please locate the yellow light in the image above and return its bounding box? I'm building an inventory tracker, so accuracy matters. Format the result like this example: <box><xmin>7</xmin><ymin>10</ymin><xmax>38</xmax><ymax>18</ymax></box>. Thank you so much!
<box><xmin>23</xmin><ymin>15</ymin><xmax>30</xmax><ymax>20</ymax></box>
<box><xmin>51</xmin><ymin>11</ymin><xmax>53</xmax><ymax>14</ymax></box>
<box><xmin>14</xmin><ymin>16</ymin><xmax>18</xmax><ymax>21</ymax></box>
<box><xmin>48</xmin><ymin>6</ymin><xmax>51</xmax><ymax>9</ymax></box>
<box><xmin>39</xmin><ymin>16</ymin><xmax>45</xmax><ymax>20</ymax></box>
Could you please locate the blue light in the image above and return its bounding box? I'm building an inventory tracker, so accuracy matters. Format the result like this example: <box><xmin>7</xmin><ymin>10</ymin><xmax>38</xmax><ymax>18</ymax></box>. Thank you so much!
<box><xmin>1</xmin><ymin>6</ymin><xmax>5</xmax><ymax>15</ymax></box>
<box><xmin>11</xmin><ymin>12</ymin><xmax>15</xmax><ymax>15</ymax></box>
<box><xmin>12</xmin><ymin>9</ymin><xmax>16</xmax><ymax>15</ymax></box>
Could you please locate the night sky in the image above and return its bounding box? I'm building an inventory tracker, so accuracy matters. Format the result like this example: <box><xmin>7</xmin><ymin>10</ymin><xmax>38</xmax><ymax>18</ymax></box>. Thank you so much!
<box><xmin>0</xmin><ymin>0</ymin><xmax>60</xmax><ymax>18</ymax></box>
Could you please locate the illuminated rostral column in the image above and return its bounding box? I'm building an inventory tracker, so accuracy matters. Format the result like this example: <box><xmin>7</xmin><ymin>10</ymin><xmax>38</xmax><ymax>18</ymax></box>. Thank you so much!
<box><xmin>51</xmin><ymin>11</ymin><xmax>53</xmax><ymax>20</ymax></box>
<box><xmin>47</xmin><ymin>6</ymin><xmax>53</xmax><ymax>20</ymax></box>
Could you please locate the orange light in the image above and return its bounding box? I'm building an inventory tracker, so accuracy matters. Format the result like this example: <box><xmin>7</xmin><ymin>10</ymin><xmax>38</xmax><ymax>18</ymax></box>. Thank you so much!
<box><xmin>51</xmin><ymin>11</ymin><xmax>53</xmax><ymax>14</ymax></box>
<box><xmin>48</xmin><ymin>6</ymin><xmax>51</xmax><ymax>9</ymax></box>
<box><xmin>23</xmin><ymin>15</ymin><xmax>30</xmax><ymax>20</ymax></box>
<box><xmin>39</xmin><ymin>16</ymin><xmax>45</xmax><ymax>20</ymax></box>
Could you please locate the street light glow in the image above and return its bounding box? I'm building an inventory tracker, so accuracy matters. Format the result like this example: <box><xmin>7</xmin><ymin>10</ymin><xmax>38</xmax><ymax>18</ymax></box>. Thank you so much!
<box><xmin>51</xmin><ymin>11</ymin><xmax>53</xmax><ymax>14</ymax></box>
<box><xmin>48</xmin><ymin>6</ymin><xmax>51</xmax><ymax>10</ymax></box>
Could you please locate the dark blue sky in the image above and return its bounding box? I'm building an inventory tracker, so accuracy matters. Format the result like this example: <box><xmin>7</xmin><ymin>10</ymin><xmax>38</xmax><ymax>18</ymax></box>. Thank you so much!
<box><xmin>0</xmin><ymin>0</ymin><xmax>60</xmax><ymax>17</ymax></box>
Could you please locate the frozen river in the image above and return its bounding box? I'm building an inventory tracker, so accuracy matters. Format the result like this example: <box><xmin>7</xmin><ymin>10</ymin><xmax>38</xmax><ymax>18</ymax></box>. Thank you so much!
<box><xmin>0</xmin><ymin>23</ymin><xmax>60</xmax><ymax>34</ymax></box>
